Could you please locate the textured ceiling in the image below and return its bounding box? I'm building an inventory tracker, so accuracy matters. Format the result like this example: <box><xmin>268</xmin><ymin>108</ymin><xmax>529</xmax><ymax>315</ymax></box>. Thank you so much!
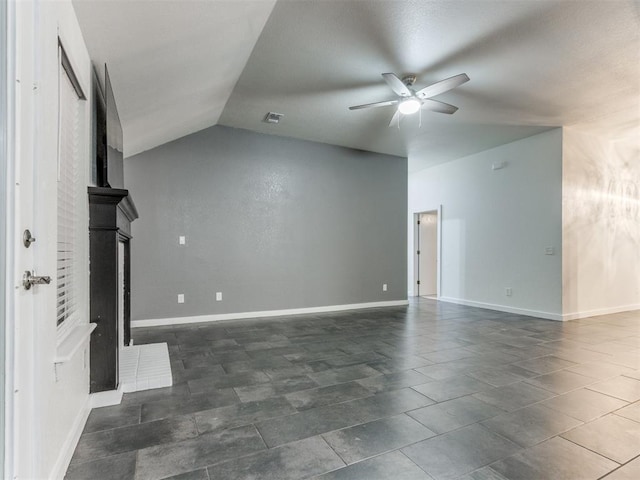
<box><xmin>72</xmin><ymin>0</ymin><xmax>277</xmax><ymax>156</ymax></box>
<box><xmin>74</xmin><ymin>0</ymin><xmax>639</xmax><ymax>172</ymax></box>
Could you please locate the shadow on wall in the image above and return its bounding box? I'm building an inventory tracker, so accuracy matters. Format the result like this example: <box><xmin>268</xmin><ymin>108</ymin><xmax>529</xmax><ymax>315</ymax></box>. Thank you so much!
<box><xmin>563</xmin><ymin>130</ymin><xmax>640</xmax><ymax>315</ymax></box>
<box><xmin>565</xmin><ymin>138</ymin><xmax>639</xmax><ymax>240</ymax></box>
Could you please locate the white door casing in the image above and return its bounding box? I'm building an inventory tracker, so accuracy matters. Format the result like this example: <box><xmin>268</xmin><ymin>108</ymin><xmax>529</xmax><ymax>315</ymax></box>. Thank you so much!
<box><xmin>0</xmin><ymin>0</ymin><xmax>8</xmax><ymax>474</ymax></box>
<box><xmin>413</xmin><ymin>206</ymin><xmax>442</xmax><ymax>299</ymax></box>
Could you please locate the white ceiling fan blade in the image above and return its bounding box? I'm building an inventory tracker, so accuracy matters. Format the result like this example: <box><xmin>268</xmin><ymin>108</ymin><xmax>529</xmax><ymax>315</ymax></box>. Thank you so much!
<box><xmin>388</xmin><ymin>109</ymin><xmax>401</xmax><ymax>127</ymax></box>
<box><xmin>421</xmin><ymin>98</ymin><xmax>459</xmax><ymax>114</ymax></box>
<box><xmin>416</xmin><ymin>73</ymin><xmax>470</xmax><ymax>99</ymax></box>
<box><xmin>382</xmin><ymin>73</ymin><xmax>411</xmax><ymax>97</ymax></box>
<box><xmin>348</xmin><ymin>99</ymin><xmax>399</xmax><ymax>110</ymax></box>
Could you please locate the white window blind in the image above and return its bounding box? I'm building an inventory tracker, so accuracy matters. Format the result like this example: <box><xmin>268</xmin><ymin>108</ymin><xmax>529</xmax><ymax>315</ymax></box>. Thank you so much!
<box><xmin>57</xmin><ymin>50</ymin><xmax>83</xmax><ymax>327</ymax></box>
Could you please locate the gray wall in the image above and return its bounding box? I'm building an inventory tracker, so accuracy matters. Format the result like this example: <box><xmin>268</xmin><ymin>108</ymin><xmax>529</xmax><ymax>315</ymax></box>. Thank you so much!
<box><xmin>125</xmin><ymin>126</ymin><xmax>407</xmax><ymax>320</ymax></box>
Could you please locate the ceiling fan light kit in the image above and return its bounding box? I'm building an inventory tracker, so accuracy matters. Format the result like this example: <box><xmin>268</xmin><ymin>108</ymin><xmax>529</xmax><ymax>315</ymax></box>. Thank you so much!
<box><xmin>349</xmin><ymin>72</ymin><xmax>470</xmax><ymax>127</ymax></box>
<box><xmin>398</xmin><ymin>98</ymin><xmax>421</xmax><ymax>115</ymax></box>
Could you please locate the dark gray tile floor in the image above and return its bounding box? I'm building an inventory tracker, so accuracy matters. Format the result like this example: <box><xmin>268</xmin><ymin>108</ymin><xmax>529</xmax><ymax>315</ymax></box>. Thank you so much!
<box><xmin>65</xmin><ymin>299</ymin><xmax>640</xmax><ymax>480</ymax></box>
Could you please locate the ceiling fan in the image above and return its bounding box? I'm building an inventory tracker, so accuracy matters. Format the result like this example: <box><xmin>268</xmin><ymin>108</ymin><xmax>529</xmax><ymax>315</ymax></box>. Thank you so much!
<box><xmin>349</xmin><ymin>73</ymin><xmax>470</xmax><ymax>127</ymax></box>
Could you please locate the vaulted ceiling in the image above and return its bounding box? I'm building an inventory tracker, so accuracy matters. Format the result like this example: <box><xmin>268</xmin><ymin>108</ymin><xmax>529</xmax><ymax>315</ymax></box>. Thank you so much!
<box><xmin>73</xmin><ymin>0</ymin><xmax>639</xmax><ymax>172</ymax></box>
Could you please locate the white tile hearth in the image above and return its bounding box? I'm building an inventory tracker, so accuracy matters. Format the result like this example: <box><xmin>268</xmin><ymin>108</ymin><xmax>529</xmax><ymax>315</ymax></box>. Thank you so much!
<box><xmin>119</xmin><ymin>343</ymin><xmax>173</xmax><ymax>393</ymax></box>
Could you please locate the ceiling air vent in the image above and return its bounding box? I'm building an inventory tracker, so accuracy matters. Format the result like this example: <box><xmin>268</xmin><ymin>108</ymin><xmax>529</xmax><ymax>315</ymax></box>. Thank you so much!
<box><xmin>263</xmin><ymin>112</ymin><xmax>284</xmax><ymax>124</ymax></box>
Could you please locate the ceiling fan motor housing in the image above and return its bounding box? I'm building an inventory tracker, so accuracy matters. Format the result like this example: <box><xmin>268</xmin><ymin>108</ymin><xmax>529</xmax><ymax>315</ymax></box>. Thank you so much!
<box><xmin>402</xmin><ymin>75</ymin><xmax>417</xmax><ymax>87</ymax></box>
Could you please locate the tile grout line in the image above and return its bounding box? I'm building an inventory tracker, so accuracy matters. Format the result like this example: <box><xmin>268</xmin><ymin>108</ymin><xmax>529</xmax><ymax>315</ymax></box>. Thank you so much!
<box><xmin>559</xmin><ymin>434</ymin><xmax>626</xmax><ymax>466</ymax></box>
<box><xmin>317</xmin><ymin>434</ymin><xmax>349</xmax><ymax>470</ymax></box>
<box><xmin>252</xmin><ymin>422</ymin><xmax>270</xmax><ymax>450</ymax></box>
<box><xmin>595</xmin><ymin>451</ymin><xmax>640</xmax><ymax>480</ymax></box>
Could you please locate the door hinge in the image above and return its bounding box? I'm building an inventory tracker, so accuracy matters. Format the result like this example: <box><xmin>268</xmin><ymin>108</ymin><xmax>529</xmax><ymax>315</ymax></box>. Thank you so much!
<box><xmin>417</xmin><ymin>220</ymin><xmax>421</xmax><ymax>225</ymax></box>
<box><xmin>417</xmin><ymin>250</ymin><xmax>420</xmax><ymax>255</ymax></box>
<box><xmin>417</xmin><ymin>280</ymin><xmax>421</xmax><ymax>285</ymax></box>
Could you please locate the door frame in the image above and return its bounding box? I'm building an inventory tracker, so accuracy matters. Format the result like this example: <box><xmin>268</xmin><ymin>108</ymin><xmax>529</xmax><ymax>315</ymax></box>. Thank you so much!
<box><xmin>2</xmin><ymin>0</ymin><xmax>16</xmax><ymax>475</ymax></box>
<box><xmin>1</xmin><ymin>0</ymin><xmax>9</xmax><ymax>474</ymax></box>
<box><xmin>413</xmin><ymin>205</ymin><xmax>442</xmax><ymax>298</ymax></box>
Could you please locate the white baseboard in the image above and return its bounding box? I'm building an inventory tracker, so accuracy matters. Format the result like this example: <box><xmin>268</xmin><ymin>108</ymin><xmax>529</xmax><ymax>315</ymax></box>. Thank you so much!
<box><xmin>439</xmin><ymin>296</ymin><xmax>563</xmax><ymax>321</ymax></box>
<box><xmin>562</xmin><ymin>303</ymin><xmax>640</xmax><ymax>321</ymax></box>
<box><xmin>132</xmin><ymin>300</ymin><xmax>410</xmax><ymax>328</ymax></box>
<box><xmin>90</xmin><ymin>385</ymin><xmax>124</xmax><ymax>408</ymax></box>
<box><xmin>50</xmin><ymin>396</ymin><xmax>91</xmax><ymax>480</ymax></box>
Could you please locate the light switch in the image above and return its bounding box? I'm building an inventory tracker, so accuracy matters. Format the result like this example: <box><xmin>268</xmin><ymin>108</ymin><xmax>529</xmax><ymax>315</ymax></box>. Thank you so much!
<box><xmin>179</xmin><ymin>236</ymin><xmax>186</xmax><ymax>245</ymax></box>
<box><xmin>178</xmin><ymin>294</ymin><xmax>185</xmax><ymax>303</ymax></box>
<box><xmin>216</xmin><ymin>292</ymin><xmax>222</xmax><ymax>301</ymax></box>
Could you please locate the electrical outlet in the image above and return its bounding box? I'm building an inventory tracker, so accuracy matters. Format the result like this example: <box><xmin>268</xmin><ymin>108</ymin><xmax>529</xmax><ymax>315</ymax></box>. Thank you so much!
<box><xmin>216</xmin><ymin>292</ymin><xmax>222</xmax><ymax>301</ymax></box>
<box><xmin>382</xmin><ymin>284</ymin><xmax>388</xmax><ymax>292</ymax></box>
<box><xmin>178</xmin><ymin>294</ymin><xmax>185</xmax><ymax>303</ymax></box>
<box><xmin>179</xmin><ymin>236</ymin><xmax>186</xmax><ymax>245</ymax></box>
<box><xmin>505</xmin><ymin>287</ymin><xmax>512</xmax><ymax>297</ymax></box>
<box><xmin>545</xmin><ymin>246</ymin><xmax>554</xmax><ymax>255</ymax></box>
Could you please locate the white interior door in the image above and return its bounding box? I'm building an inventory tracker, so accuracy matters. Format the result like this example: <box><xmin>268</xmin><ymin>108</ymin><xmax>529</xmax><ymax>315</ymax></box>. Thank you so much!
<box><xmin>9</xmin><ymin>1</ymin><xmax>51</xmax><ymax>476</ymax></box>
<box><xmin>7</xmin><ymin>2</ymin><xmax>91</xmax><ymax>477</ymax></box>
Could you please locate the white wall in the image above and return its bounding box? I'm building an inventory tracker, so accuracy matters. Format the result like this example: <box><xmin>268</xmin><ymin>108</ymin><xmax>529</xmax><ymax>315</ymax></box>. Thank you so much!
<box><xmin>408</xmin><ymin>129</ymin><xmax>563</xmax><ymax>319</ymax></box>
<box><xmin>10</xmin><ymin>1</ymin><xmax>93</xmax><ymax>478</ymax></box>
<box><xmin>562</xmin><ymin>128</ymin><xmax>640</xmax><ymax>319</ymax></box>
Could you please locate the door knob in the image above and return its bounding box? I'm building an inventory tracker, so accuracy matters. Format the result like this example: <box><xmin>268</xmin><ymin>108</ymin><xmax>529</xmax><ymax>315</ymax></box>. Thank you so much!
<box><xmin>23</xmin><ymin>270</ymin><xmax>52</xmax><ymax>290</ymax></box>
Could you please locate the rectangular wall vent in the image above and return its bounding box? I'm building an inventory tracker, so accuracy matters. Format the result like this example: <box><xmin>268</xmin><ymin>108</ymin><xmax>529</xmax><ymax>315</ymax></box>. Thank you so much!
<box><xmin>263</xmin><ymin>112</ymin><xmax>284</xmax><ymax>124</ymax></box>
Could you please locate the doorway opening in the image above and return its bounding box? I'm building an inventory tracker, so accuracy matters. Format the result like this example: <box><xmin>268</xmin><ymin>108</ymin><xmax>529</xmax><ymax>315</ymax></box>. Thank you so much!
<box><xmin>413</xmin><ymin>207</ymin><xmax>441</xmax><ymax>299</ymax></box>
